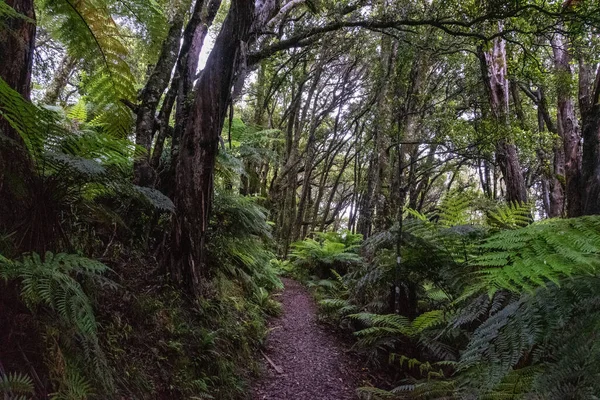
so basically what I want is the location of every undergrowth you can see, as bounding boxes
[287,193,600,399]
[0,97,282,398]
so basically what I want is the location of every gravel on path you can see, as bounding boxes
[252,278,360,400]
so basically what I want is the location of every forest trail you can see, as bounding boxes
[252,278,360,400]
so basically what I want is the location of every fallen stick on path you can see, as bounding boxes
[261,350,284,374]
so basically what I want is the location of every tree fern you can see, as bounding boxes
[0,76,61,154]
[457,275,600,398]
[108,0,168,55]
[315,203,600,399]
[289,231,362,277]
[437,190,473,227]
[474,216,600,294]
[38,0,137,137]
[0,78,173,250]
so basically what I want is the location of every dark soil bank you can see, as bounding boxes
[252,278,360,400]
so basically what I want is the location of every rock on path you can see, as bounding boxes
[252,278,359,400]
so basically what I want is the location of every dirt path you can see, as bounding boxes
[252,278,360,400]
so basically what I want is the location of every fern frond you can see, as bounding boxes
[412,310,446,333]
[40,0,137,137]
[486,202,532,230]
[437,190,472,227]
[0,371,35,395]
[475,216,600,294]
[18,252,108,336]
[133,185,175,212]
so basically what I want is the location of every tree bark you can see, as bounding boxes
[133,7,186,186]
[164,0,222,193]
[0,0,36,243]
[578,58,600,215]
[477,30,527,204]
[152,0,222,193]
[356,149,378,239]
[518,80,565,217]
[169,0,258,295]
[42,54,77,105]
[551,33,582,217]
[0,0,35,100]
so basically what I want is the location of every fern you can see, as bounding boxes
[39,0,137,137]
[474,216,600,294]
[0,76,136,175]
[0,76,61,155]
[350,313,414,348]
[393,379,456,399]
[356,386,398,399]
[0,252,115,394]
[437,190,473,227]
[133,185,175,212]
[289,231,362,276]
[66,99,87,121]
[14,252,108,335]
[317,201,600,398]
[215,150,247,188]
[486,202,532,230]
[0,371,35,397]
[208,190,282,297]
[109,0,168,55]
[457,274,600,397]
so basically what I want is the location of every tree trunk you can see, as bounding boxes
[578,59,600,215]
[356,152,378,239]
[153,0,222,192]
[478,30,527,204]
[518,80,565,217]
[42,54,77,105]
[537,87,565,218]
[133,8,186,186]
[0,0,36,243]
[551,33,582,217]
[169,0,255,295]
[0,0,35,99]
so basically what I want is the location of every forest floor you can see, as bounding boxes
[252,278,363,400]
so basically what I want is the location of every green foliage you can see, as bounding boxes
[314,190,600,399]
[475,216,600,294]
[289,230,362,277]
[6,252,108,333]
[455,274,600,398]
[0,0,33,22]
[96,187,281,399]
[38,0,137,136]
[132,185,175,212]
[485,202,532,230]
[0,251,114,397]
[0,77,171,251]
[0,77,61,154]
[0,371,35,399]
